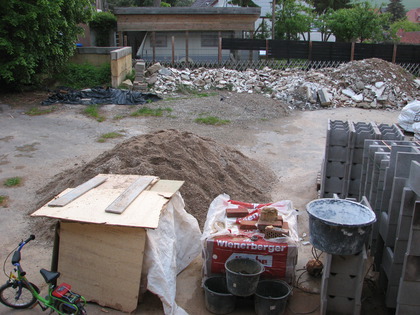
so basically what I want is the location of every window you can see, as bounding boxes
[151,34,167,47]
[201,33,218,47]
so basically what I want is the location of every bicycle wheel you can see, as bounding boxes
[77,304,87,315]
[0,281,38,309]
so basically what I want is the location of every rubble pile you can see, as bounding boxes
[145,58,419,110]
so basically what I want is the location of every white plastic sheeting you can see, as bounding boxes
[142,192,201,315]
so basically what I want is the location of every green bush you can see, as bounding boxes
[57,63,111,89]
[89,12,117,47]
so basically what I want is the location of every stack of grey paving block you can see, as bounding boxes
[320,120,353,198]
[320,120,404,199]
[133,61,148,92]
[397,162,420,314]
[320,246,367,315]
[377,160,420,311]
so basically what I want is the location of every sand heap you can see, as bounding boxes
[36,129,276,229]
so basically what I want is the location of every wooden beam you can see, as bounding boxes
[48,175,107,207]
[105,176,158,214]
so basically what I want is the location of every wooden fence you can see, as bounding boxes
[222,38,420,64]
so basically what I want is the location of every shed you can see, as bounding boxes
[31,174,188,313]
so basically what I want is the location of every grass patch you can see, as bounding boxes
[83,104,105,122]
[130,107,173,117]
[25,106,57,116]
[4,177,22,187]
[113,114,126,120]
[0,195,8,207]
[97,132,125,143]
[194,116,230,125]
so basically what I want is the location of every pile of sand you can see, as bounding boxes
[35,129,277,229]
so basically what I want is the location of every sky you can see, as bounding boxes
[367,0,419,11]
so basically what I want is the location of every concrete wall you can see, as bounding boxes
[111,47,133,88]
[69,47,133,88]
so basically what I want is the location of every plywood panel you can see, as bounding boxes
[58,222,146,313]
[48,175,107,207]
[32,174,184,229]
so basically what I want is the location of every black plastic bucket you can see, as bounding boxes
[225,258,264,297]
[254,280,292,315]
[306,198,376,255]
[203,277,236,314]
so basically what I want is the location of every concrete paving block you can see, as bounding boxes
[394,151,420,178]
[401,254,420,282]
[393,239,408,263]
[350,163,362,179]
[397,280,420,305]
[321,295,361,315]
[351,148,364,164]
[408,161,420,196]
[382,246,403,285]
[379,211,389,241]
[324,177,345,194]
[407,229,420,256]
[325,161,348,177]
[323,272,364,298]
[327,146,350,162]
[327,247,367,275]
[396,303,420,315]
[385,283,399,308]
[378,123,404,140]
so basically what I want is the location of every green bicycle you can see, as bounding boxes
[0,235,87,314]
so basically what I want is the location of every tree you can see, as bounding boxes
[387,0,406,23]
[388,19,420,42]
[0,0,93,89]
[326,2,390,42]
[312,0,352,14]
[313,11,334,41]
[275,0,313,41]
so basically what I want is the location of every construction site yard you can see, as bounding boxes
[0,89,407,314]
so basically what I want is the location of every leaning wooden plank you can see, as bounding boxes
[48,175,107,207]
[105,176,158,214]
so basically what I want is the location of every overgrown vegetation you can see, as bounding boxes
[56,63,111,90]
[0,0,93,90]
[89,12,117,47]
[4,177,22,187]
[97,132,125,142]
[194,116,230,125]
[25,106,57,116]
[83,105,106,122]
[130,107,173,117]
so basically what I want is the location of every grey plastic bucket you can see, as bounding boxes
[254,280,292,315]
[203,277,236,314]
[225,258,264,297]
[306,198,376,255]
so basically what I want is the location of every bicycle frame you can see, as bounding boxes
[4,235,86,314]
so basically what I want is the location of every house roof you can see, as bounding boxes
[406,8,420,23]
[398,31,420,44]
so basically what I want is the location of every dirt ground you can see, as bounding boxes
[0,91,402,315]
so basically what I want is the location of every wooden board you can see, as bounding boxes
[105,176,158,214]
[57,221,146,313]
[32,174,184,229]
[48,175,107,207]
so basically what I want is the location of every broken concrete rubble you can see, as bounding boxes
[146,58,419,110]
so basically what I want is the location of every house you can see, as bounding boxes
[406,7,420,24]
[397,30,420,44]
[192,0,335,41]
[113,7,261,62]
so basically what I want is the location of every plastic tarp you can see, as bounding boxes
[41,87,161,105]
[142,192,201,315]
[398,100,420,133]
[201,194,299,283]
